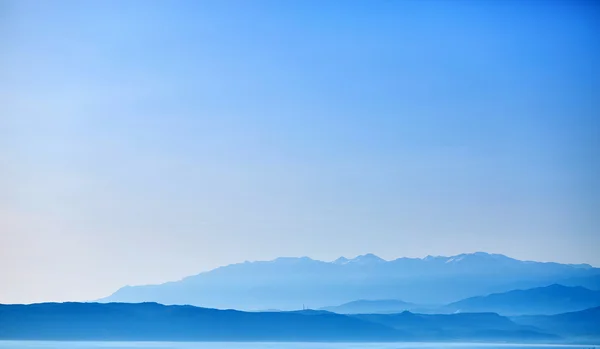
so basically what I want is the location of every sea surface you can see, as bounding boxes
[0,342,595,349]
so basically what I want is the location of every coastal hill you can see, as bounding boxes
[0,302,566,342]
[0,302,402,342]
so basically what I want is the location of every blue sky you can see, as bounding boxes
[1,0,599,303]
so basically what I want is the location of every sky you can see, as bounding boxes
[1,0,599,304]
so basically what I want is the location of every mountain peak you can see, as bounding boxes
[272,256,316,264]
[332,253,386,265]
[443,252,514,264]
[333,257,350,265]
[423,255,444,261]
[349,253,386,264]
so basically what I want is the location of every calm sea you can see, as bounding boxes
[0,342,594,349]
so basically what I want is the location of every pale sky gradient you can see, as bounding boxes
[1,0,599,304]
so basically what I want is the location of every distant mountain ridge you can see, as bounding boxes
[100,252,600,310]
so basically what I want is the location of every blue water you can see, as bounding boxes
[0,342,593,349]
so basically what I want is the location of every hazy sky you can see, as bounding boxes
[1,0,599,304]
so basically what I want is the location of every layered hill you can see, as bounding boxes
[512,306,600,342]
[0,302,402,341]
[320,299,418,314]
[353,312,556,341]
[0,302,561,342]
[99,252,600,310]
[443,284,600,315]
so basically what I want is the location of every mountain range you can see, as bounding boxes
[100,252,600,310]
[5,252,600,343]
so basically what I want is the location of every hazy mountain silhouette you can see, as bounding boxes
[443,284,600,315]
[0,302,563,342]
[353,311,557,341]
[512,306,600,341]
[99,252,600,310]
[320,299,419,314]
[558,274,600,290]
